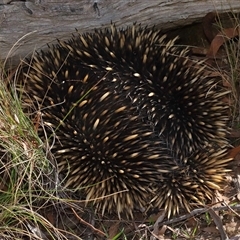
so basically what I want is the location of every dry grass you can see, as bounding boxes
[0,64,85,239]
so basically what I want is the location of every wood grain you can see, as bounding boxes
[1,0,240,67]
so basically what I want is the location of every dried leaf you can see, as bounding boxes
[207,27,240,58]
[108,221,120,239]
[229,145,240,158]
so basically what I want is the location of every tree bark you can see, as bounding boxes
[1,0,240,67]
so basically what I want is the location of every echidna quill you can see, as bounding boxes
[17,23,232,218]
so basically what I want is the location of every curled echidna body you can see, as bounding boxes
[151,147,231,217]
[18,24,231,218]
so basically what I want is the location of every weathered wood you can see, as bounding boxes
[1,0,240,67]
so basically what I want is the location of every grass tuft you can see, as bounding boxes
[0,63,83,239]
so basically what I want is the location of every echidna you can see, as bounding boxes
[17,23,232,218]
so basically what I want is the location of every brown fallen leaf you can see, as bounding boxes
[207,27,240,58]
[203,226,220,234]
[108,220,120,239]
[229,145,240,159]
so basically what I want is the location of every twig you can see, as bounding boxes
[71,207,106,237]
[208,209,229,240]
[158,204,240,226]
